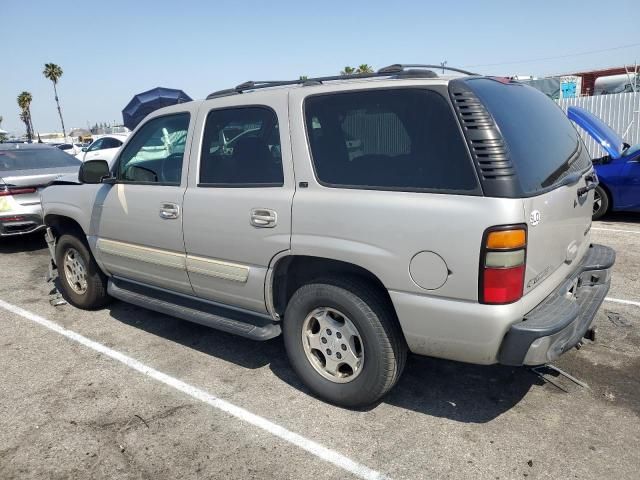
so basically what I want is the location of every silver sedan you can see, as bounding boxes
[0,144,80,237]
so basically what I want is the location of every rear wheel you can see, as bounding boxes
[283,277,407,407]
[592,185,609,220]
[56,234,110,309]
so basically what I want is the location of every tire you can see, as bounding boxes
[592,185,609,220]
[283,277,407,408]
[55,233,110,309]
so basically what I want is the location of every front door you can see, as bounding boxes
[182,95,294,313]
[94,111,194,295]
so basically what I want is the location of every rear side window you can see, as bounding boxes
[101,137,123,149]
[304,89,478,192]
[466,79,590,193]
[199,107,284,186]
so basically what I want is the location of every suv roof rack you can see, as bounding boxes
[205,64,478,99]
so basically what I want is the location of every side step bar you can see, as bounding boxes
[107,278,281,341]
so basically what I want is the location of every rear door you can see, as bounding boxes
[464,79,594,296]
[182,92,294,314]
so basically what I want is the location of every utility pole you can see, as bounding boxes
[440,60,448,74]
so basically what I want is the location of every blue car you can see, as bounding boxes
[568,106,640,220]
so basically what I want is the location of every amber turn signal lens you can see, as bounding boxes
[486,229,526,249]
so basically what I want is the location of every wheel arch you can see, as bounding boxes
[268,255,397,320]
[598,181,614,211]
[44,213,87,239]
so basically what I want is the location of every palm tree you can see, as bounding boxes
[356,64,374,74]
[43,63,67,140]
[17,91,34,141]
[341,66,356,76]
[0,116,6,143]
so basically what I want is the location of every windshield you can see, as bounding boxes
[0,148,81,171]
[466,78,591,194]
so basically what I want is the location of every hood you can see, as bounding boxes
[567,106,625,159]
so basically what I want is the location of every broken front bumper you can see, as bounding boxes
[498,244,615,366]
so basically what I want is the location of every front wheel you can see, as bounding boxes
[592,185,609,220]
[283,278,407,408]
[55,234,110,309]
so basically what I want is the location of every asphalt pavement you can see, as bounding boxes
[1,214,639,479]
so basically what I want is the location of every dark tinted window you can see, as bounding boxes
[304,89,478,192]
[0,148,81,171]
[117,113,189,185]
[467,79,590,193]
[101,137,123,149]
[199,107,283,186]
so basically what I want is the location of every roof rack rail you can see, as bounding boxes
[377,64,478,76]
[205,63,477,99]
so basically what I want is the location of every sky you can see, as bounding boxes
[1,0,639,134]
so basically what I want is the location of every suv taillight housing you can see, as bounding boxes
[480,225,527,304]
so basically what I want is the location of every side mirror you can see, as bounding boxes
[79,159,111,184]
[81,147,88,152]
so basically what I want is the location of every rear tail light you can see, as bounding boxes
[0,216,26,222]
[480,225,527,304]
[0,187,37,197]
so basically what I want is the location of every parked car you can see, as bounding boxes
[567,106,640,220]
[0,144,80,237]
[41,65,614,407]
[56,143,85,156]
[76,135,127,167]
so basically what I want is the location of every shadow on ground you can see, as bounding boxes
[108,301,541,423]
[600,212,640,224]
[0,232,47,254]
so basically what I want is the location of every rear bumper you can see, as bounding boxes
[498,244,615,366]
[0,213,44,237]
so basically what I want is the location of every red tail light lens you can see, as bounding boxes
[0,187,37,197]
[483,265,525,304]
[480,226,527,305]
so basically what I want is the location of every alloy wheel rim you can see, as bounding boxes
[593,189,602,216]
[63,248,88,295]
[301,307,364,383]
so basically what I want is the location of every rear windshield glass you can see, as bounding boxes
[0,148,81,171]
[304,89,479,192]
[466,79,590,193]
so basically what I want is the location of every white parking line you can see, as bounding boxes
[605,297,640,308]
[0,299,390,480]
[592,227,640,234]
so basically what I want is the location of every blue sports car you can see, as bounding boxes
[568,106,640,220]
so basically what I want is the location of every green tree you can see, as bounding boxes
[0,115,6,143]
[17,91,34,141]
[43,63,67,140]
[341,66,356,75]
[356,64,373,74]
[299,75,308,81]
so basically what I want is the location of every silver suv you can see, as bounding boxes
[41,65,615,407]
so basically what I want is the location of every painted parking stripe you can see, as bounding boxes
[0,299,390,480]
[605,297,640,308]
[592,227,640,234]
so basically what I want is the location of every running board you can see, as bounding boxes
[107,278,281,341]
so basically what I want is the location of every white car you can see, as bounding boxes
[56,143,86,156]
[76,135,128,167]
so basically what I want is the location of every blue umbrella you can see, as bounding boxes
[122,87,192,130]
